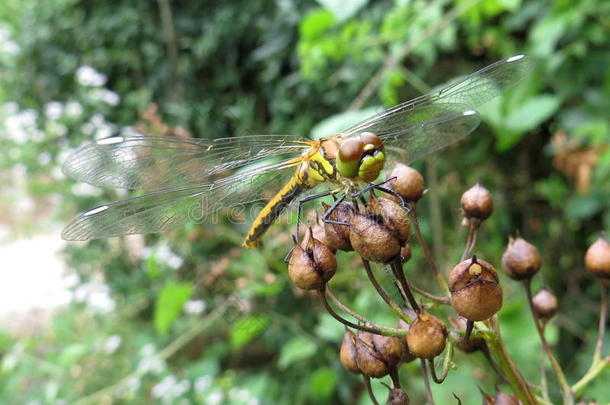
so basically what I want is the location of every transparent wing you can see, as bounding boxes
[61,159,301,241]
[380,108,481,163]
[63,134,311,191]
[343,54,531,140]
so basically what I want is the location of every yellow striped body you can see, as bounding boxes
[242,135,385,248]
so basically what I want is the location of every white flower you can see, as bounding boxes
[76,65,107,87]
[194,376,212,393]
[151,375,177,398]
[37,152,51,165]
[65,101,83,117]
[206,390,224,405]
[103,335,122,354]
[71,183,102,197]
[44,102,63,120]
[184,300,206,314]
[101,90,120,106]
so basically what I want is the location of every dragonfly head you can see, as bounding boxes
[337,132,385,182]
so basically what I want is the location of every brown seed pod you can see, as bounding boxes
[304,221,336,253]
[406,312,447,359]
[449,257,503,321]
[386,387,410,405]
[288,231,337,290]
[349,210,402,264]
[584,235,610,279]
[449,317,487,353]
[367,196,410,245]
[532,288,559,321]
[322,202,355,251]
[387,163,425,202]
[501,236,542,280]
[358,331,403,368]
[461,183,493,221]
[339,330,360,374]
[354,334,389,378]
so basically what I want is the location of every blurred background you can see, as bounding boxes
[0,0,609,404]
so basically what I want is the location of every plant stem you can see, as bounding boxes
[326,286,374,325]
[460,219,479,261]
[318,289,407,336]
[486,316,538,405]
[363,375,381,405]
[594,279,608,362]
[408,202,450,295]
[390,258,421,313]
[571,279,610,397]
[420,358,437,405]
[428,340,454,383]
[523,279,574,405]
[410,283,451,304]
[362,258,412,324]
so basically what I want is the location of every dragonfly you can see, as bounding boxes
[62,54,532,247]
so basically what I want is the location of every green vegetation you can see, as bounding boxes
[0,0,609,403]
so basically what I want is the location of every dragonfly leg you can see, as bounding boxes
[284,189,341,263]
[321,193,350,226]
[351,177,409,211]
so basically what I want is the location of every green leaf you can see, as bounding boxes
[230,315,270,349]
[278,336,317,369]
[300,9,335,38]
[316,0,368,22]
[566,195,604,221]
[310,107,382,139]
[308,367,337,398]
[154,282,192,335]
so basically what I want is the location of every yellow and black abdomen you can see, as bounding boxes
[243,173,310,248]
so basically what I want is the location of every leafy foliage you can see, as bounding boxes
[1,0,609,403]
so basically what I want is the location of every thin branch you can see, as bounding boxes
[420,358,436,405]
[410,283,451,304]
[362,258,412,324]
[429,340,454,383]
[461,219,480,262]
[390,258,421,313]
[318,289,406,336]
[326,286,371,324]
[363,375,381,405]
[523,279,574,404]
[594,279,608,361]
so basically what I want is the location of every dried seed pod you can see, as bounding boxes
[532,288,559,321]
[367,196,410,245]
[388,163,425,202]
[406,312,447,359]
[461,183,493,221]
[584,235,610,279]
[354,334,388,378]
[304,221,336,253]
[396,318,416,364]
[322,202,355,251]
[288,231,336,290]
[349,210,401,264]
[358,331,403,368]
[501,236,542,280]
[449,317,487,353]
[386,387,410,405]
[449,257,503,321]
[339,330,360,374]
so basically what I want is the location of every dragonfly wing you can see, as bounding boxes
[380,109,481,163]
[61,159,301,240]
[63,134,310,191]
[344,54,531,137]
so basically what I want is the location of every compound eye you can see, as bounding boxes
[338,138,364,162]
[360,132,382,148]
